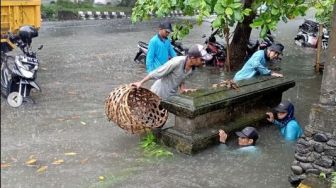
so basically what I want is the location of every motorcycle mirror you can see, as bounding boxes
[38,45,43,50]
[202,34,206,38]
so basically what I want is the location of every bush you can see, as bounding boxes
[41,4,57,20]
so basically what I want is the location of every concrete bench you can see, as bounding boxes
[159,77,295,154]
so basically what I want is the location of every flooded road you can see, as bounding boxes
[1,13,323,188]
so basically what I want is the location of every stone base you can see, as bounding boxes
[160,111,267,155]
[306,103,336,136]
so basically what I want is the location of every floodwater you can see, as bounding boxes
[1,12,323,188]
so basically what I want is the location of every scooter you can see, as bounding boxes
[1,26,43,107]
[202,29,226,67]
[294,20,329,49]
[134,39,188,64]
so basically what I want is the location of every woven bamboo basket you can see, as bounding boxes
[105,85,168,134]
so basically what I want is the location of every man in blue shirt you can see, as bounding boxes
[233,43,284,81]
[146,21,177,73]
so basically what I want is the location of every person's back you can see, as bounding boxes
[149,56,191,99]
[233,50,269,81]
[146,21,176,73]
[233,44,284,82]
[280,119,303,141]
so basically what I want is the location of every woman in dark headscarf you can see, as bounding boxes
[266,100,303,141]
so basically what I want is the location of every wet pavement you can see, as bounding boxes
[1,12,324,188]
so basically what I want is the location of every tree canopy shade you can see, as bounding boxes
[131,0,334,70]
[312,0,335,27]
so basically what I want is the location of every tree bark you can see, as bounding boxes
[229,0,256,71]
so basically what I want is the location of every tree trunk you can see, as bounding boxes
[224,26,231,72]
[229,0,256,71]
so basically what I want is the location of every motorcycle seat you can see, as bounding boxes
[138,41,148,49]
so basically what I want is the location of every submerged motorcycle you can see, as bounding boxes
[202,29,226,67]
[294,20,329,49]
[134,39,188,64]
[1,26,43,107]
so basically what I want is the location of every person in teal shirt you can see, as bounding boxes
[146,21,177,73]
[266,101,303,141]
[233,43,284,81]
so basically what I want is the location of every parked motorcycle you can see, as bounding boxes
[1,26,43,107]
[294,20,329,49]
[202,29,226,67]
[133,39,188,64]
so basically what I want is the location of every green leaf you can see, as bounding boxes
[251,19,263,27]
[225,7,233,15]
[243,8,252,16]
[221,0,229,7]
[260,25,268,38]
[234,11,242,21]
[271,8,279,15]
[189,0,200,7]
[212,17,222,28]
[230,3,241,9]
[214,3,225,14]
[266,18,272,23]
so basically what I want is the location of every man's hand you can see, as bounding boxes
[266,112,274,122]
[219,129,228,143]
[130,81,142,89]
[271,72,283,78]
[181,88,197,93]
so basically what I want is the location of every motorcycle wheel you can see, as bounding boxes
[7,92,23,107]
[136,54,146,64]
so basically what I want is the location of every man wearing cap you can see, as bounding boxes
[146,21,177,73]
[266,100,303,141]
[233,43,284,82]
[219,127,259,147]
[131,44,212,100]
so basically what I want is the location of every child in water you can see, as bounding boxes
[266,100,303,141]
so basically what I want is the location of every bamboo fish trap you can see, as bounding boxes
[105,85,168,134]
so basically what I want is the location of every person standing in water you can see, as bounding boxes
[266,100,303,141]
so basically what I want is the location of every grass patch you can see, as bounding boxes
[140,132,173,158]
[319,171,336,188]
